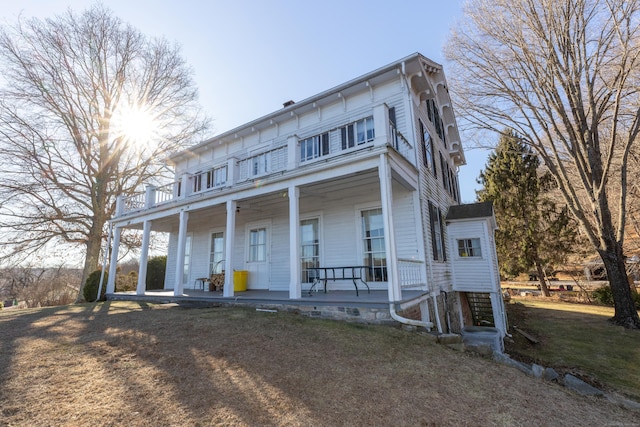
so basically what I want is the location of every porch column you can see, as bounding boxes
[289,185,301,299]
[136,220,152,296]
[173,210,189,296]
[378,154,401,302]
[223,200,237,297]
[106,226,121,294]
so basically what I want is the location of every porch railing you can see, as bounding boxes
[398,258,425,289]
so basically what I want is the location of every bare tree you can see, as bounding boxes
[0,5,209,300]
[0,263,79,308]
[446,0,640,328]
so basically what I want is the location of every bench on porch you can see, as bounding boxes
[307,266,371,296]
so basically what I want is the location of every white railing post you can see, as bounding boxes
[287,136,298,169]
[180,173,192,199]
[145,185,155,208]
[226,158,236,186]
[373,104,389,148]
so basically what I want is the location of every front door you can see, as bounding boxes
[246,222,270,289]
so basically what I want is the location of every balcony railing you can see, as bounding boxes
[154,182,175,205]
[389,123,412,159]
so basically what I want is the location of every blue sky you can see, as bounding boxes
[2,0,489,202]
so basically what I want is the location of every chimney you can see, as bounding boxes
[283,100,295,108]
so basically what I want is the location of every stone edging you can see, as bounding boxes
[493,352,640,412]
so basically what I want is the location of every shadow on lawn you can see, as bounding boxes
[0,302,326,425]
[2,301,639,425]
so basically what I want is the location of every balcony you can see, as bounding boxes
[115,118,415,218]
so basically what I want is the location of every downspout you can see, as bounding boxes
[389,302,434,330]
[432,293,443,333]
[96,221,113,300]
[442,289,452,333]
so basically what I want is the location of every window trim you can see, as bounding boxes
[340,116,375,149]
[360,206,387,282]
[420,120,436,175]
[300,216,322,283]
[208,230,225,274]
[429,201,446,262]
[457,238,482,258]
[300,132,329,162]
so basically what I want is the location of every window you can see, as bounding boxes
[209,232,225,273]
[458,238,482,258]
[340,116,374,149]
[340,124,355,149]
[440,153,450,192]
[252,153,268,176]
[249,228,267,262]
[429,202,446,262]
[420,120,436,175]
[300,132,329,162]
[193,173,203,192]
[452,174,460,202]
[426,99,445,145]
[300,218,320,283]
[210,166,227,188]
[361,208,387,282]
[389,107,400,149]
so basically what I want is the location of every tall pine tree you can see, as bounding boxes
[478,130,578,296]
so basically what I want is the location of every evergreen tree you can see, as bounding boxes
[478,130,579,296]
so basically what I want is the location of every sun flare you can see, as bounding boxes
[113,101,158,149]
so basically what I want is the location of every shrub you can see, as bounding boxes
[83,270,108,302]
[592,285,640,308]
[146,256,167,290]
[115,271,137,292]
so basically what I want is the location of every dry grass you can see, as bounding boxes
[505,297,640,401]
[0,301,638,427]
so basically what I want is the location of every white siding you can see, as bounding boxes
[447,220,499,292]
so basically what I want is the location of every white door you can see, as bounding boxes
[246,222,270,289]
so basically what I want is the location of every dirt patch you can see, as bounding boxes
[0,302,638,426]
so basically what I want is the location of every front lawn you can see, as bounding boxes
[0,301,637,426]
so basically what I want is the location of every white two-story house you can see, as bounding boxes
[106,53,507,347]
